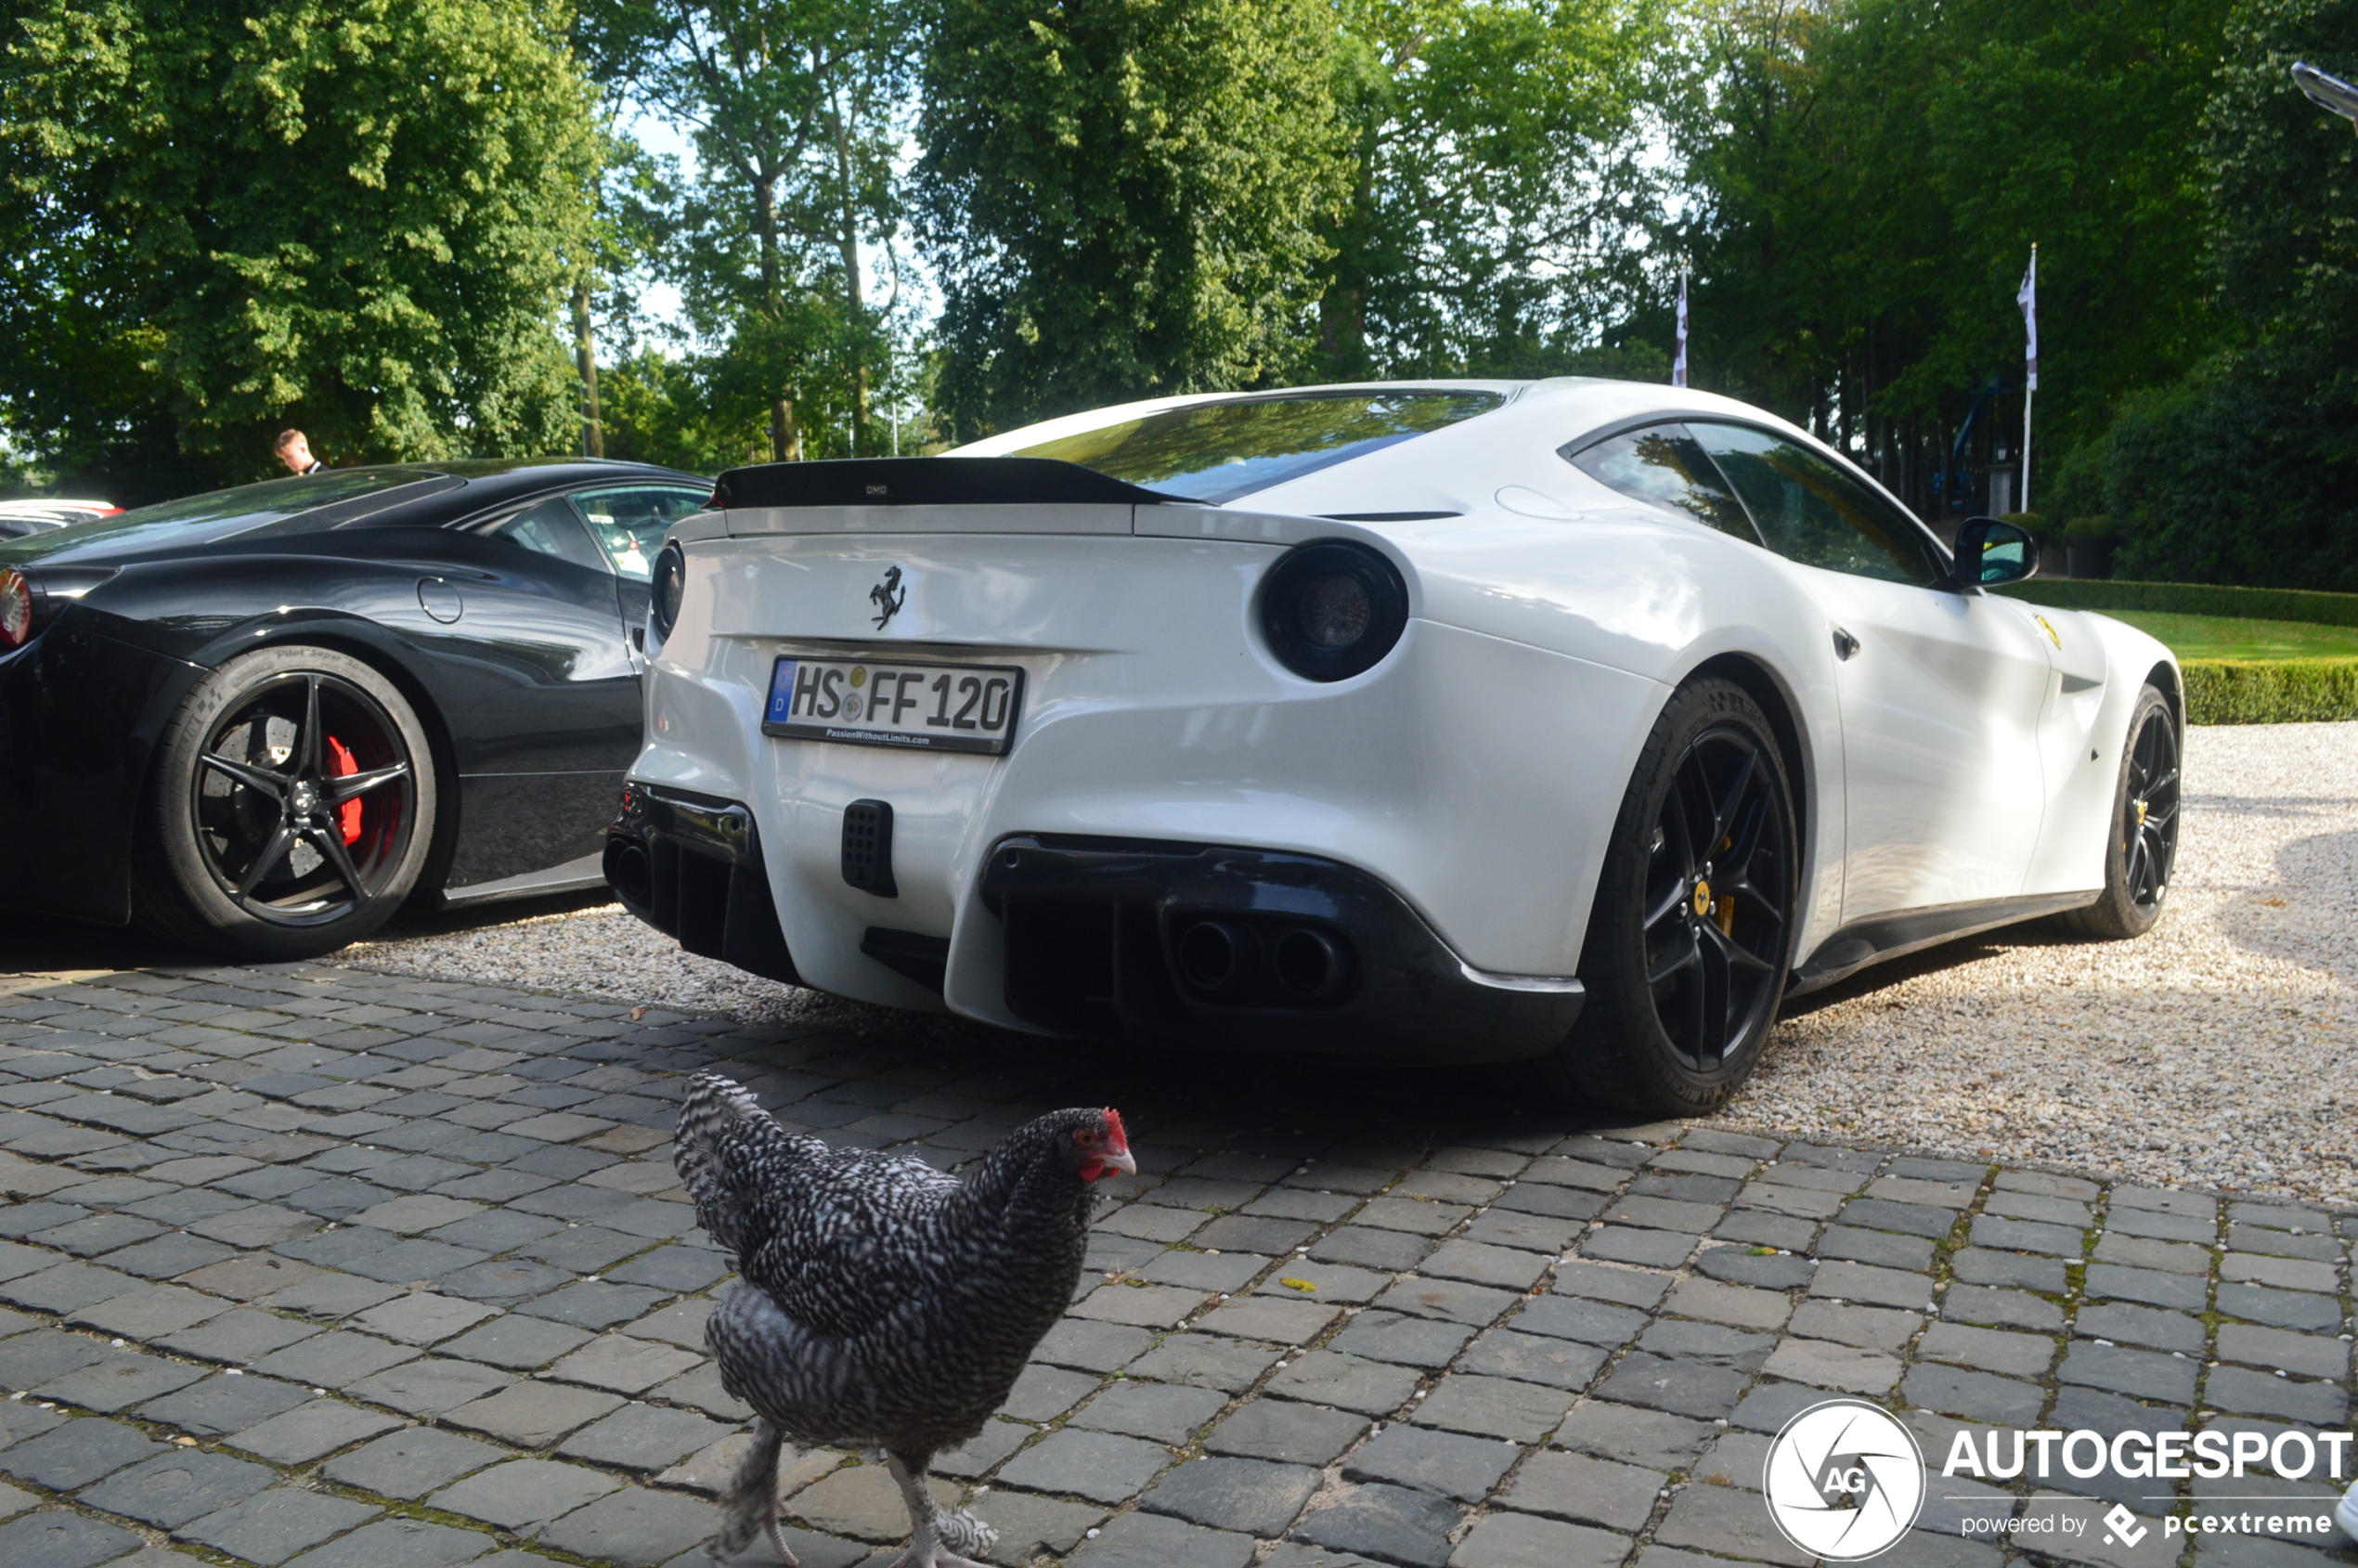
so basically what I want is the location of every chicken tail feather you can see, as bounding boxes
[675,1069,801,1261]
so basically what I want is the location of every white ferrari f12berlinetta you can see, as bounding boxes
[607,380,2180,1115]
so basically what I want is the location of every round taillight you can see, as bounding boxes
[652,542,687,641]
[1259,541,1409,681]
[0,569,31,649]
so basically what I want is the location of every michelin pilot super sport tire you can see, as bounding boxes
[2057,681,2181,941]
[1526,677,1798,1116]
[135,646,438,960]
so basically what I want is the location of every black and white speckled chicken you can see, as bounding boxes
[674,1070,1135,1568]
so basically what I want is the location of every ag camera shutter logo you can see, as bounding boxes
[1763,1399,1927,1560]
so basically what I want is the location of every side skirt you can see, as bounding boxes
[1787,891,2100,996]
[440,849,609,908]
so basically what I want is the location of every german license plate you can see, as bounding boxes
[762,656,1025,755]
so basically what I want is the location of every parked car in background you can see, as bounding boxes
[0,498,123,538]
[607,379,2183,1116]
[0,460,709,957]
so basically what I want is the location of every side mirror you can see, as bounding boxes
[1951,516,2040,590]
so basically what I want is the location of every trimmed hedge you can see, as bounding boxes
[1996,577,2358,627]
[2183,659,2358,724]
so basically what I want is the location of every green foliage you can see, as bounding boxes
[2066,513,2118,540]
[1997,576,2358,625]
[599,349,756,473]
[2081,372,2358,589]
[2182,658,2358,721]
[0,0,601,498]
[584,0,917,461]
[2209,0,2358,362]
[2053,0,2358,590]
[915,0,1353,440]
[1318,0,1668,380]
[1677,0,2223,478]
[1555,343,1676,383]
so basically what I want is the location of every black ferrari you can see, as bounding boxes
[0,459,709,957]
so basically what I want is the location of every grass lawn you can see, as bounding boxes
[2101,610,2358,662]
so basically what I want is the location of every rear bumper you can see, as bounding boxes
[608,787,1581,1062]
[603,784,800,984]
[978,835,1583,1063]
[0,623,202,926]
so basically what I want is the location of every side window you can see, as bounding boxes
[569,486,707,581]
[488,498,608,573]
[1561,423,1758,542]
[1687,423,1938,586]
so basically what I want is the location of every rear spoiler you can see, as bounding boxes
[709,456,1184,510]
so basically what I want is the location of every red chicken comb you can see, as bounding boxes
[1101,1108,1129,1148]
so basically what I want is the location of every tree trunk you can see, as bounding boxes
[572,276,602,459]
[830,84,869,454]
[771,396,801,463]
[1317,283,1367,380]
[756,173,797,463]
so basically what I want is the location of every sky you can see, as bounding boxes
[620,102,693,340]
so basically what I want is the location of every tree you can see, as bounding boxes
[1675,0,2223,516]
[0,0,601,499]
[583,0,913,462]
[915,0,1351,440]
[2087,0,2358,587]
[1318,0,1668,381]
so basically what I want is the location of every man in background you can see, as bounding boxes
[274,430,324,474]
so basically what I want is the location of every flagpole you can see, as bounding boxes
[1672,268,1690,389]
[2019,244,2038,513]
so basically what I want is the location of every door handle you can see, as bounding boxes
[1832,627,1860,661]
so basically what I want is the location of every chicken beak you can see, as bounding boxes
[1104,1147,1137,1177]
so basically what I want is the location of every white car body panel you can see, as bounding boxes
[624,376,2177,1049]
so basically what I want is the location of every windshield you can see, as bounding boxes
[0,469,434,566]
[1011,390,1505,504]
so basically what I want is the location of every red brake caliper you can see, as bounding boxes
[325,736,363,845]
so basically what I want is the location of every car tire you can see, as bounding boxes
[135,646,438,959]
[2057,681,2180,940]
[1524,677,1799,1116]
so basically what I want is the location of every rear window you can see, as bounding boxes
[0,469,440,565]
[1011,390,1504,504]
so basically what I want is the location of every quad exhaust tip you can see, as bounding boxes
[1176,918,1350,1003]
[1273,927,1347,1000]
[1178,920,1256,992]
[603,840,653,906]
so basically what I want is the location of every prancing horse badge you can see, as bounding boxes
[869,565,907,629]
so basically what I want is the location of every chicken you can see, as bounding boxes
[674,1070,1136,1568]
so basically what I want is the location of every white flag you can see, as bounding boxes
[2017,246,2038,391]
[1673,270,1689,389]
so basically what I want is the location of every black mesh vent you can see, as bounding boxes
[841,799,897,897]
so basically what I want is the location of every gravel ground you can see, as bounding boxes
[1727,719,2358,1207]
[348,720,2358,1208]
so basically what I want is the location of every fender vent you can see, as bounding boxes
[841,799,897,897]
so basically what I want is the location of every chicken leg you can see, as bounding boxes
[707,1419,797,1566]
[884,1451,995,1568]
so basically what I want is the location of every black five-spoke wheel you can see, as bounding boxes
[2064,681,2181,940]
[1524,677,1798,1115]
[1639,724,1792,1072]
[137,646,439,958]
[193,670,416,923]
[2119,699,2180,913]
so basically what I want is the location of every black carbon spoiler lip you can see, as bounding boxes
[709,456,1186,510]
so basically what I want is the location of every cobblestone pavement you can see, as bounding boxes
[0,961,2352,1568]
